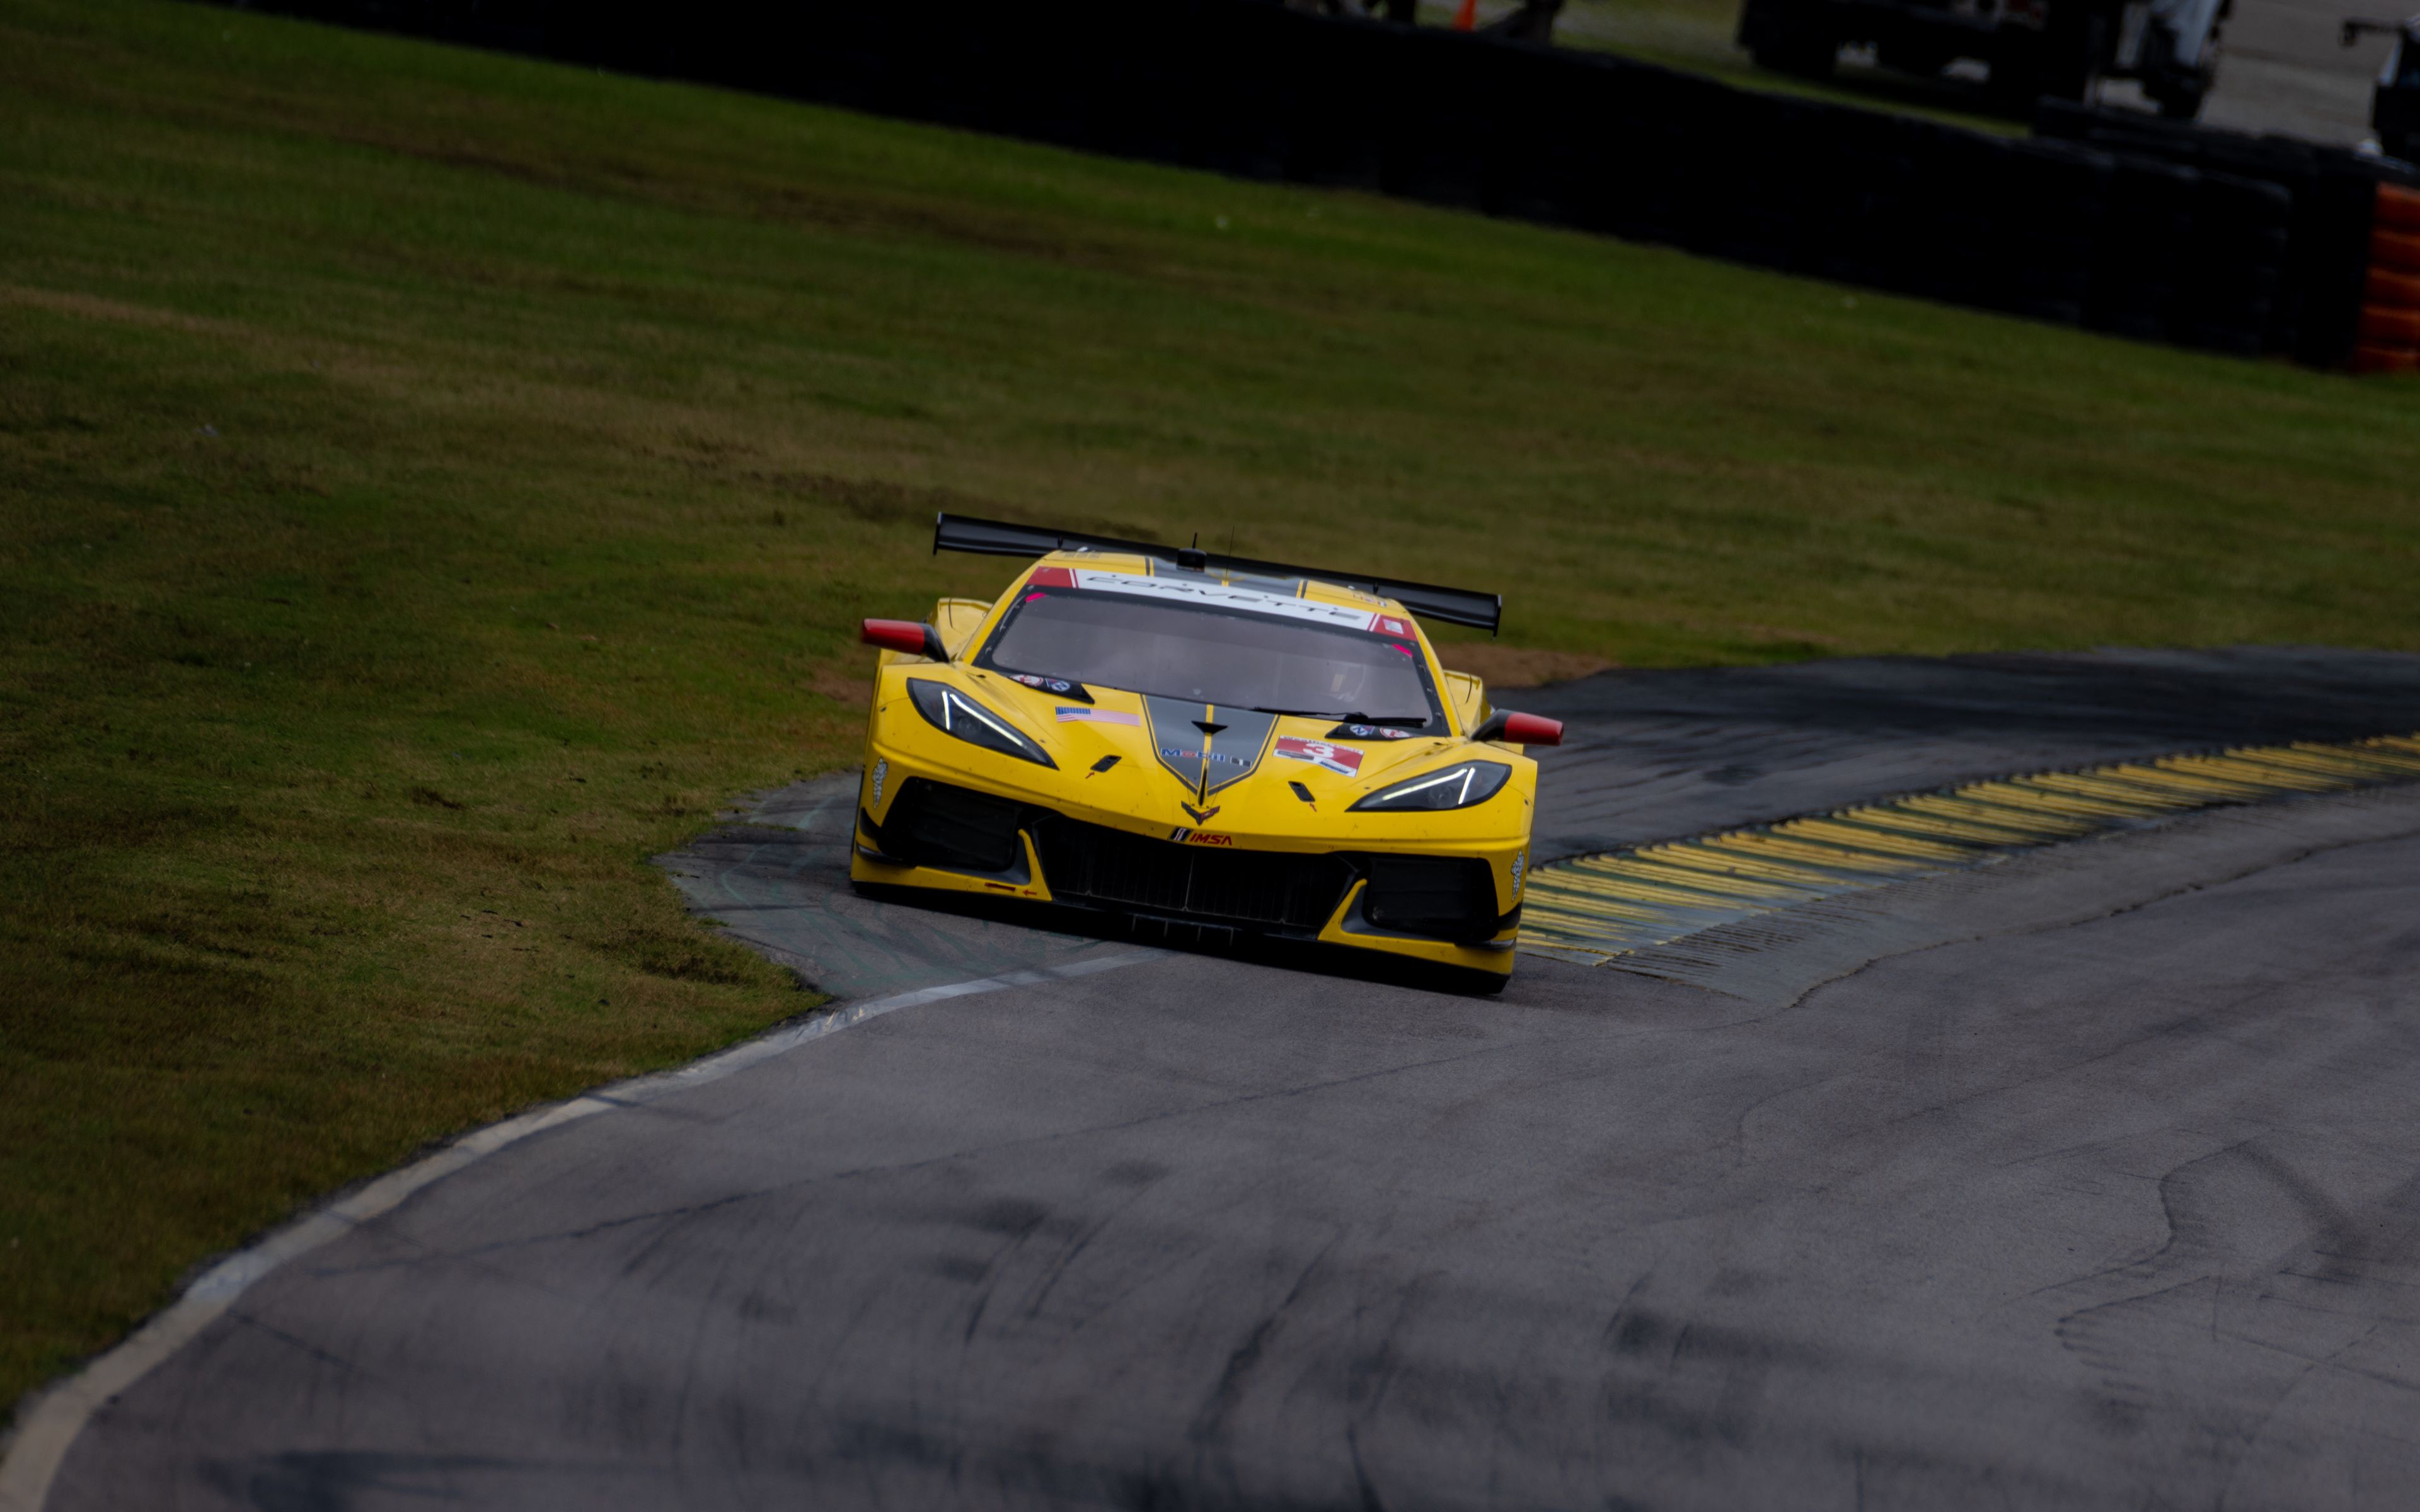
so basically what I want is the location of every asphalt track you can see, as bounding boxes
[36,647,2420,1511]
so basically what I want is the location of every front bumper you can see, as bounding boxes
[853,774,1526,975]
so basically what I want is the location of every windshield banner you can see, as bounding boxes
[1066,568,1391,634]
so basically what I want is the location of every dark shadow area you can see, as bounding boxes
[1521,646,2420,745]
[1817,60,2041,120]
[846,880,1512,997]
[1518,645,2420,856]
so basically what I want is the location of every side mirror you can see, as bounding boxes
[1472,709,1564,747]
[861,618,949,662]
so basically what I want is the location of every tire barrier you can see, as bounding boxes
[202,0,2420,372]
[2357,188,2420,375]
[2032,100,2420,371]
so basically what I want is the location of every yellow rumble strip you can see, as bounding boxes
[1519,734,2420,965]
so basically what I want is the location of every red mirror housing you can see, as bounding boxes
[1502,713,1563,747]
[1475,709,1564,746]
[861,619,948,661]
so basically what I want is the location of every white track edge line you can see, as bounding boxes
[0,946,1161,1512]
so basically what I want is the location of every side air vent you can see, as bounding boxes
[871,779,1025,873]
[1360,855,1502,944]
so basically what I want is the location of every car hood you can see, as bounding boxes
[952,668,1521,839]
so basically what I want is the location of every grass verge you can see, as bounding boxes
[4,0,2418,1418]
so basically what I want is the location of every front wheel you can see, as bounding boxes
[1987,61,2048,113]
[2036,13,2108,102]
[1751,35,1839,79]
[2152,78,2208,118]
[1876,40,1956,77]
[2142,22,2221,120]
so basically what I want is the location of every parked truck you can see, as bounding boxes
[1737,0,2229,117]
[2343,14,2420,161]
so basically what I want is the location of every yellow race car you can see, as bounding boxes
[850,515,1564,985]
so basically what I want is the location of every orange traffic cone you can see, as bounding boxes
[1451,0,1478,29]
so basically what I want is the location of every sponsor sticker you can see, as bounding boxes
[1370,615,1414,638]
[1057,706,1140,725]
[1162,745,1254,767]
[1335,723,1418,741]
[1178,830,1234,846]
[1011,672,1079,694]
[1274,735,1364,777]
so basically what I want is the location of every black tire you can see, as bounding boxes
[1875,42,1954,77]
[1751,35,1837,80]
[2142,22,2220,121]
[2154,79,2209,120]
[2039,56,2100,104]
[2032,9,2108,103]
[1986,64,2046,116]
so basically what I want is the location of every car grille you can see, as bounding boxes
[1034,818,1352,932]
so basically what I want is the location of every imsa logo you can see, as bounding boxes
[1168,828,1235,846]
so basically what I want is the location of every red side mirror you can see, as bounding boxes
[1497,712,1564,747]
[1471,710,1563,746]
[861,619,947,660]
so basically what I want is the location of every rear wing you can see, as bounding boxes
[931,513,1502,634]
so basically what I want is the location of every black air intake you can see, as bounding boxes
[872,779,1025,873]
[1034,819,1351,932]
[1361,855,1502,944]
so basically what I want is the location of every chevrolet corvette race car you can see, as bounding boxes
[851,516,1564,984]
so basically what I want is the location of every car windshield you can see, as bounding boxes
[982,587,1440,725]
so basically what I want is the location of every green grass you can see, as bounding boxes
[4,0,2419,1421]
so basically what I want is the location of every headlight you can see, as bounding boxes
[1349,760,1511,812]
[907,680,1055,768]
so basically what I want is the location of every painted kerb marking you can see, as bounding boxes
[1520,733,2420,965]
[0,948,1160,1512]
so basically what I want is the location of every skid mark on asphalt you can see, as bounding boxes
[0,945,1160,1512]
[1521,733,2420,965]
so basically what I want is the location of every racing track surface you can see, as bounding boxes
[40,647,2420,1511]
